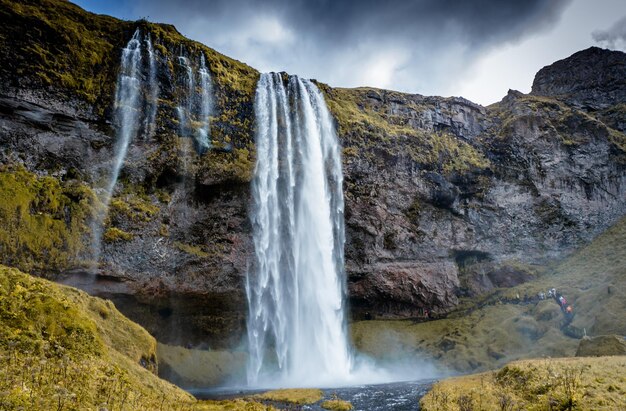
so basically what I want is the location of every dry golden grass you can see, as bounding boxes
[0,265,271,410]
[321,398,354,410]
[256,388,324,405]
[420,356,626,411]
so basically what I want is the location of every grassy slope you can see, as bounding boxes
[0,264,272,410]
[351,216,626,373]
[420,356,626,411]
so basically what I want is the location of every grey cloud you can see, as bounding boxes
[133,0,572,98]
[593,15,626,50]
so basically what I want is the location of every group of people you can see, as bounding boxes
[546,288,574,317]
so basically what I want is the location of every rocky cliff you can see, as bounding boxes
[0,0,624,347]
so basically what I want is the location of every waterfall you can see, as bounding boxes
[91,29,143,264]
[144,33,159,139]
[197,53,213,149]
[246,73,352,387]
[176,54,194,139]
[106,29,143,200]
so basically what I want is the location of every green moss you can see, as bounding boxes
[199,147,255,183]
[103,227,133,243]
[321,86,489,175]
[0,265,274,410]
[0,165,93,275]
[174,241,209,258]
[0,0,125,109]
[109,195,159,223]
[0,265,185,409]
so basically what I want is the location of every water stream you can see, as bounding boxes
[197,53,213,149]
[91,29,143,264]
[247,73,352,387]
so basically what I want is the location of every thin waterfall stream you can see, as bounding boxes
[91,29,144,265]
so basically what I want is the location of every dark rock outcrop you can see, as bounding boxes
[531,47,626,110]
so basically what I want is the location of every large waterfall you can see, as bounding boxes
[246,73,353,387]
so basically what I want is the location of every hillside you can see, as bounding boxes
[0,264,278,409]
[420,356,626,410]
[351,215,626,373]
[0,264,191,409]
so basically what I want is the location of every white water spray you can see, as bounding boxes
[91,29,143,264]
[246,73,354,387]
[144,33,159,139]
[176,54,194,139]
[197,53,213,149]
[106,29,143,201]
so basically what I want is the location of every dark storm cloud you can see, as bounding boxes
[132,0,572,98]
[593,15,626,50]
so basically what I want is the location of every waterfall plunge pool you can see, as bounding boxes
[188,379,435,410]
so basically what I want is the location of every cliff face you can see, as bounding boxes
[0,0,625,346]
[329,83,625,319]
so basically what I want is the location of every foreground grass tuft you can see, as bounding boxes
[420,356,626,411]
[321,398,354,410]
[256,388,324,405]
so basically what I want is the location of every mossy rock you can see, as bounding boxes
[576,335,626,357]
[0,165,94,275]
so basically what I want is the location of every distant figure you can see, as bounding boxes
[539,292,545,300]
[566,305,573,314]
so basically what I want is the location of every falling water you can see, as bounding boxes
[197,53,213,149]
[106,30,143,201]
[177,54,194,139]
[246,73,352,387]
[144,33,159,139]
[91,29,143,265]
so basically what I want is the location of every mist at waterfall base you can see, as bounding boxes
[245,73,440,389]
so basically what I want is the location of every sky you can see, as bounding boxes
[74,0,626,106]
